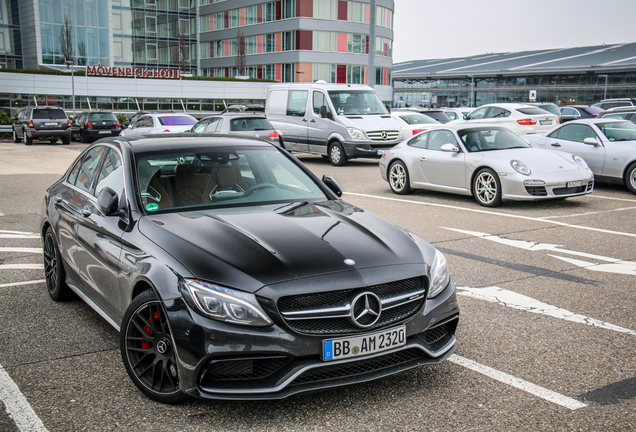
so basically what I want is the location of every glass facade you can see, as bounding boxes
[0,0,21,68]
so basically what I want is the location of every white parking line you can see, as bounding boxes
[457,286,636,336]
[0,230,40,239]
[0,264,44,270]
[449,355,587,410]
[344,192,636,238]
[0,363,48,432]
[0,247,42,254]
[0,279,45,289]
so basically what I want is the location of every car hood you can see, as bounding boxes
[138,201,427,292]
[340,114,402,132]
[482,148,582,173]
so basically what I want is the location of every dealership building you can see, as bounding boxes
[0,0,395,116]
[392,42,636,108]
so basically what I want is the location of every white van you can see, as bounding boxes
[266,82,402,165]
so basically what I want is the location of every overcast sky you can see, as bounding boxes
[392,0,636,63]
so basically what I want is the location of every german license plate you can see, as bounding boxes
[323,325,406,361]
[99,130,110,134]
[377,149,386,155]
[540,120,552,125]
[43,122,57,126]
[567,180,584,188]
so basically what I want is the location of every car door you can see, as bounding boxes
[416,129,467,190]
[282,89,309,152]
[74,146,126,319]
[484,106,510,127]
[545,123,606,174]
[307,90,332,154]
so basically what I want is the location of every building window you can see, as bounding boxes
[313,31,336,52]
[282,31,294,51]
[245,5,257,25]
[347,2,367,23]
[264,2,276,22]
[146,43,157,61]
[145,16,157,34]
[265,34,275,53]
[228,9,239,28]
[281,0,295,19]
[246,36,257,54]
[314,0,337,20]
[214,12,224,30]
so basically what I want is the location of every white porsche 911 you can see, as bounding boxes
[379,124,594,207]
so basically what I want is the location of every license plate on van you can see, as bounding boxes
[377,150,385,155]
[322,325,406,361]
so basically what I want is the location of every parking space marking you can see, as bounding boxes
[457,286,636,336]
[0,363,48,432]
[443,228,636,276]
[345,193,636,238]
[0,279,45,289]
[0,230,40,239]
[539,206,636,219]
[0,247,42,253]
[449,355,588,410]
[587,194,636,203]
[0,264,44,270]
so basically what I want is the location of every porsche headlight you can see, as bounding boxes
[347,127,367,141]
[511,160,531,175]
[572,155,589,169]
[182,279,273,326]
[428,250,450,299]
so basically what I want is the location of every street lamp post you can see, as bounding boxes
[66,60,75,117]
[599,74,608,100]
[296,70,305,83]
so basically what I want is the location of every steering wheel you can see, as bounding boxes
[243,183,277,196]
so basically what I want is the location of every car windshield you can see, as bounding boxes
[536,105,560,116]
[597,121,636,141]
[136,145,327,213]
[328,90,388,115]
[88,113,117,121]
[396,113,438,125]
[517,107,552,115]
[158,116,197,126]
[458,127,531,152]
[33,109,67,120]
[229,117,274,131]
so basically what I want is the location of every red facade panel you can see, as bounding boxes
[296,30,312,50]
[297,0,313,17]
[338,1,347,20]
[337,65,346,83]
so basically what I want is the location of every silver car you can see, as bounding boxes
[523,119,636,194]
[380,125,594,207]
[188,113,281,146]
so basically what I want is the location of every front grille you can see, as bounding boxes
[553,184,587,195]
[367,130,400,142]
[200,356,291,386]
[291,348,425,386]
[278,277,427,335]
[525,186,547,196]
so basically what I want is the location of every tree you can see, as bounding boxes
[59,16,74,67]
[235,30,246,77]
[178,32,190,73]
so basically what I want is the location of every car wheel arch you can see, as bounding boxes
[469,165,498,194]
[624,160,636,194]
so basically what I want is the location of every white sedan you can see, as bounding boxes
[121,113,198,136]
[391,110,440,137]
[452,103,558,135]
[523,118,636,194]
[379,124,594,207]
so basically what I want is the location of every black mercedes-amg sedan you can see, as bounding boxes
[40,134,459,403]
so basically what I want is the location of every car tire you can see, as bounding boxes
[473,168,502,207]
[328,142,347,166]
[50,139,58,144]
[43,227,72,301]
[388,160,412,195]
[120,290,188,404]
[23,130,32,146]
[12,128,21,143]
[62,135,71,145]
[625,162,636,195]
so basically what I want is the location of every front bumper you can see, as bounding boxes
[343,140,400,159]
[165,280,459,400]
[501,172,594,201]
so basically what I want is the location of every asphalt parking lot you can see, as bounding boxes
[0,140,634,431]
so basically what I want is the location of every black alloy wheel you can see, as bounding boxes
[43,227,72,301]
[120,290,188,404]
[328,142,347,166]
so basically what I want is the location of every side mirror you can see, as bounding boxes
[583,137,600,146]
[320,105,333,120]
[440,143,460,153]
[322,174,342,197]
[97,187,120,216]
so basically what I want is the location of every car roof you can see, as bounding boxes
[200,113,268,119]
[106,133,276,153]
[560,118,630,125]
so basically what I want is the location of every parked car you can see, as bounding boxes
[560,105,604,122]
[40,134,459,403]
[526,102,563,123]
[523,118,636,194]
[391,109,440,136]
[441,107,473,122]
[591,98,636,110]
[120,113,197,136]
[188,113,281,145]
[12,106,71,145]
[597,106,636,123]
[404,108,452,123]
[380,125,594,207]
[220,104,264,114]
[123,110,175,128]
[72,111,121,143]
[453,103,558,135]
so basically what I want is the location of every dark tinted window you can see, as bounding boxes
[230,117,273,131]
[95,148,124,198]
[32,109,67,120]
[517,107,551,115]
[74,146,106,193]
[88,113,117,121]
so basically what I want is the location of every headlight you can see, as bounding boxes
[428,250,450,299]
[511,160,531,175]
[347,127,367,140]
[572,154,589,169]
[181,279,273,326]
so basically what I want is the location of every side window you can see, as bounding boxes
[467,107,488,120]
[142,116,155,127]
[206,118,221,132]
[191,119,208,133]
[312,91,329,115]
[74,146,106,193]
[552,124,596,142]
[95,148,124,199]
[488,107,510,118]
[427,130,457,151]
[408,132,428,149]
[267,90,288,115]
[446,112,458,121]
[286,90,308,116]
[561,107,576,116]
[132,117,146,128]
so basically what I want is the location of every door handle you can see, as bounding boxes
[310,119,316,123]
[550,143,561,147]
[81,206,92,217]
[419,157,427,161]
[54,194,63,202]
[302,118,308,122]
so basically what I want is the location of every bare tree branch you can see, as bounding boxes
[235,30,246,77]
[59,16,74,68]
[178,32,190,73]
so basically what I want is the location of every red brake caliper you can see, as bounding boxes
[141,311,160,350]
